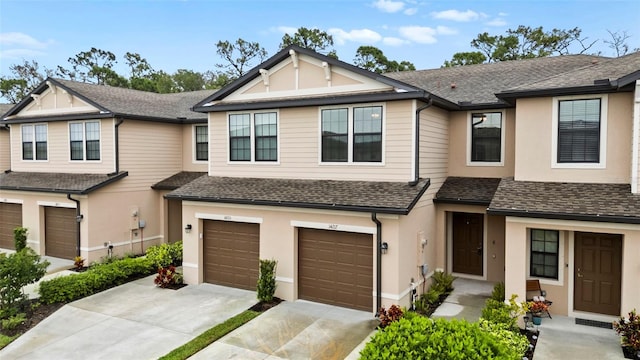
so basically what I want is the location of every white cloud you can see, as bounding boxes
[372,0,405,13]
[328,28,382,45]
[0,48,46,59]
[273,26,298,35]
[383,37,409,46]
[404,7,418,15]
[0,32,51,49]
[398,26,437,44]
[486,18,507,27]
[430,9,480,22]
[436,25,458,35]
[498,12,508,17]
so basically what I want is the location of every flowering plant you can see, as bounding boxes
[528,300,548,315]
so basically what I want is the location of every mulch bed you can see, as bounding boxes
[0,299,64,338]
[249,297,283,312]
[415,292,451,317]
[521,328,539,359]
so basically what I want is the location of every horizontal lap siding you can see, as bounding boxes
[0,130,10,171]
[421,106,449,197]
[209,100,413,182]
[116,120,182,192]
[11,119,115,173]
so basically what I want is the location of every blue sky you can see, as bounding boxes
[1,0,639,78]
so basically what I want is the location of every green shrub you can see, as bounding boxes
[0,247,49,318]
[491,282,505,301]
[1,313,26,331]
[478,319,529,356]
[431,271,455,294]
[256,259,277,302]
[146,241,183,268]
[425,288,441,305]
[39,256,154,304]
[360,316,517,360]
[481,295,527,331]
[13,227,28,252]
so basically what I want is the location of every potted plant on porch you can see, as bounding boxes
[528,300,549,325]
[613,309,640,359]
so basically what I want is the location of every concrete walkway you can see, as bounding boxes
[431,278,624,360]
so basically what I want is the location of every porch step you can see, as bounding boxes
[575,318,612,329]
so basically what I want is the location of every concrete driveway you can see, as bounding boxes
[191,300,377,360]
[1,275,377,360]
[0,275,256,360]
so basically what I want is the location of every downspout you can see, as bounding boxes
[112,118,124,174]
[408,97,433,186]
[67,194,82,257]
[372,212,382,316]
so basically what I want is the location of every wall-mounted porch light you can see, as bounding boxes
[380,242,389,254]
[185,224,192,233]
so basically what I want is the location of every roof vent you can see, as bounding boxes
[450,83,457,89]
[591,59,599,64]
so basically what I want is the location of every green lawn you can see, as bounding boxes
[159,310,260,360]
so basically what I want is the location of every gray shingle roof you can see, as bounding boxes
[0,171,127,194]
[166,176,430,215]
[385,54,606,106]
[0,104,14,118]
[501,51,640,93]
[434,177,501,205]
[151,171,207,190]
[54,79,211,121]
[487,178,640,224]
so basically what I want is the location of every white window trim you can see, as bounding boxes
[20,123,48,162]
[226,110,280,164]
[318,103,386,165]
[551,94,608,169]
[68,120,102,162]
[526,228,564,286]
[192,124,208,164]
[466,110,505,167]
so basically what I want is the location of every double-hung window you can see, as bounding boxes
[70,121,100,161]
[321,105,383,163]
[530,229,559,280]
[195,125,208,161]
[557,98,601,163]
[22,124,48,161]
[228,112,278,162]
[470,112,502,163]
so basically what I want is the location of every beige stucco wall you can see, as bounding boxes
[0,128,10,171]
[434,203,506,283]
[208,100,415,181]
[11,118,116,174]
[448,109,515,178]
[180,200,432,313]
[504,216,640,319]
[514,93,633,183]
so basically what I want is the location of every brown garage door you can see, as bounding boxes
[0,203,22,249]
[203,220,259,290]
[298,228,373,311]
[45,207,77,259]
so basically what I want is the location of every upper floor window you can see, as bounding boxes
[195,125,208,161]
[22,124,47,161]
[321,105,382,163]
[229,112,278,162]
[470,112,502,163]
[530,229,559,280]
[557,98,601,163]
[70,121,100,161]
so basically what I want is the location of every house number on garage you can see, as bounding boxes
[327,224,339,230]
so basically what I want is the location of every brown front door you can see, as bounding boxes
[452,212,483,276]
[298,228,373,311]
[202,220,259,290]
[0,203,22,250]
[574,232,622,315]
[45,207,77,259]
